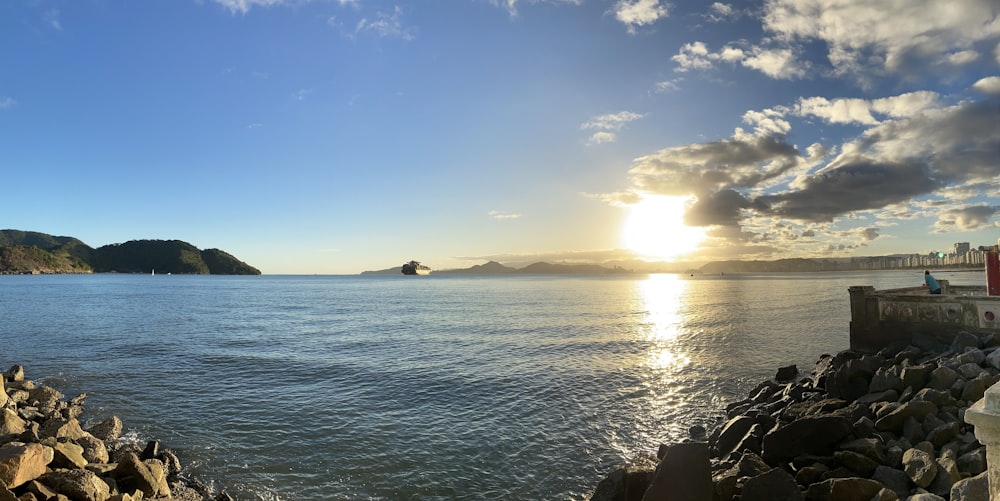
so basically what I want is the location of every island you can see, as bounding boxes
[0,230,260,275]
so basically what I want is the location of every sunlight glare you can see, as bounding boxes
[623,195,706,261]
[638,274,690,370]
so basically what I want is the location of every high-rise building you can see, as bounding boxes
[955,242,970,255]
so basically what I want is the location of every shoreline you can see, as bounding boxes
[590,330,998,500]
[0,365,228,501]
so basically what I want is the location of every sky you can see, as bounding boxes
[1,0,998,274]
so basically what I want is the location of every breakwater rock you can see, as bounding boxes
[591,331,1000,500]
[0,365,230,501]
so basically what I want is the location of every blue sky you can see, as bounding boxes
[2,0,998,274]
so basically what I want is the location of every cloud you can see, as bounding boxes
[212,0,285,15]
[707,2,735,22]
[741,47,808,79]
[293,89,312,101]
[489,210,522,220]
[0,97,15,109]
[762,0,1000,80]
[357,6,414,40]
[626,134,801,196]
[973,76,1000,96]
[43,9,62,30]
[613,0,669,33]
[795,91,941,125]
[604,81,999,258]
[933,205,1000,232]
[581,111,644,144]
[488,0,583,18]
[673,41,808,79]
[673,0,1000,83]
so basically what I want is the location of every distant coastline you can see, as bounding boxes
[360,258,985,276]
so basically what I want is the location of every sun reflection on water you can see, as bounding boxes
[637,274,690,370]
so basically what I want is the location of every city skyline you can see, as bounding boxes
[1,0,998,274]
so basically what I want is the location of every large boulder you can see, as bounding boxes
[0,442,53,489]
[902,448,937,488]
[714,416,754,458]
[762,416,853,462]
[875,400,938,432]
[112,453,169,498]
[950,471,990,501]
[803,477,885,501]
[740,467,802,501]
[589,464,655,501]
[86,417,123,443]
[642,442,711,501]
[38,468,111,501]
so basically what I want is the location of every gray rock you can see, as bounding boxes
[838,437,886,463]
[950,471,989,501]
[926,421,961,449]
[901,364,935,388]
[875,400,938,433]
[642,442,711,501]
[762,416,853,462]
[5,365,25,382]
[956,447,987,476]
[775,365,798,382]
[857,389,899,405]
[804,477,884,501]
[871,465,911,499]
[37,468,111,501]
[589,464,655,501]
[908,494,946,501]
[955,348,986,367]
[961,377,987,402]
[869,367,903,393]
[956,362,984,379]
[927,461,956,497]
[950,332,982,352]
[833,450,879,476]
[986,348,1000,370]
[0,442,53,490]
[927,366,959,391]
[714,416,754,458]
[902,448,937,488]
[741,468,802,501]
[111,453,170,498]
[914,388,955,407]
[86,416,123,442]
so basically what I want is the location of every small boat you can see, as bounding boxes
[401,260,431,276]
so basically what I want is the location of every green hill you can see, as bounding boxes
[0,229,260,275]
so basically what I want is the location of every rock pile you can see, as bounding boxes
[591,331,999,500]
[0,365,230,501]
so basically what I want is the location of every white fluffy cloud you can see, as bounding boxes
[614,0,669,32]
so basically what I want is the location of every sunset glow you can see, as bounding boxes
[623,196,706,261]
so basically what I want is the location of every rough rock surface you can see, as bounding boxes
[0,365,232,500]
[590,332,1000,500]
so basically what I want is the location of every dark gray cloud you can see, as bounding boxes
[628,135,801,195]
[933,205,1000,232]
[683,188,757,226]
[757,159,939,222]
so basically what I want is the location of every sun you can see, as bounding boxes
[622,195,706,261]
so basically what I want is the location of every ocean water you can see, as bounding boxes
[0,270,987,500]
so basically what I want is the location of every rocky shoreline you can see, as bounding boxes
[0,365,229,501]
[591,330,998,500]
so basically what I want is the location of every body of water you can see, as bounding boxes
[0,270,987,499]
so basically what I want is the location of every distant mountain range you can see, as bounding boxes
[361,260,638,275]
[0,229,260,275]
[364,255,984,276]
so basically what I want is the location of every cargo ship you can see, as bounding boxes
[401,260,431,276]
